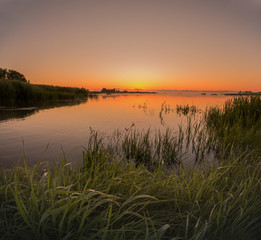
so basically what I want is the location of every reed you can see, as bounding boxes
[0,78,94,104]
[176,104,198,116]
[0,96,261,239]
[205,96,261,154]
[84,125,212,170]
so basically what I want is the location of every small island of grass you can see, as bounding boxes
[99,88,156,94]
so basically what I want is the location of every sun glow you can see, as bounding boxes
[111,66,165,90]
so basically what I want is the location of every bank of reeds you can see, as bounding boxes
[0,96,261,239]
[205,96,261,153]
[0,78,93,104]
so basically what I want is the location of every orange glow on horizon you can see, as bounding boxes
[30,73,261,92]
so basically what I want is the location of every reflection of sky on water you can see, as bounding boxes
[0,91,233,168]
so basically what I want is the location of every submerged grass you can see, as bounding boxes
[0,96,261,239]
[85,124,211,170]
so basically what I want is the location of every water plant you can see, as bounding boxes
[0,96,261,239]
[205,96,261,154]
[176,104,198,116]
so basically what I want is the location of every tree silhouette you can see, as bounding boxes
[0,68,7,79]
[7,69,27,82]
[101,88,119,93]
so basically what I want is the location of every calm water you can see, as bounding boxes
[0,91,233,168]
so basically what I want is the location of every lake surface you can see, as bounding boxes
[0,91,234,168]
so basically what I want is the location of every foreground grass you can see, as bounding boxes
[0,150,261,239]
[1,151,261,239]
[0,96,261,239]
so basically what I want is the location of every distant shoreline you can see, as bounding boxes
[92,88,157,94]
[94,91,157,94]
[224,92,261,96]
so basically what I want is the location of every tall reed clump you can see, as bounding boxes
[205,96,261,153]
[85,125,212,170]
[88,118,219,168]
[83,128,182,171]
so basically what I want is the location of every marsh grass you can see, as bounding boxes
[1,96,261,239]
[205,96,261,155]
[158,103,200,126]
[176,104,198,116]
[0,78,95,104]
[85,121,216,171]
[1,148,261,239]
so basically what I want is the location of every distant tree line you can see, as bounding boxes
[0,68,27,82]
[101,88,120,93]
[100,88,156,94]
[0,67,96,103]
[0,80,92,104]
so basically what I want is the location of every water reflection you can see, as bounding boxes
[0,107,38,122]
[0,96,98,123]
[132,100,203,126]
[0,91,232,168]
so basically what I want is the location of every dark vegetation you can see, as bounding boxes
[0,95,261,238]
[0,79,91,104]
[0,68,27,82]
[225,91,261,96]
[0,68,93,105]
[100,87,156,94]
[205,96,261,151]
[101,88,121,93]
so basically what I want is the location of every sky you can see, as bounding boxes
[0,0,261,91]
